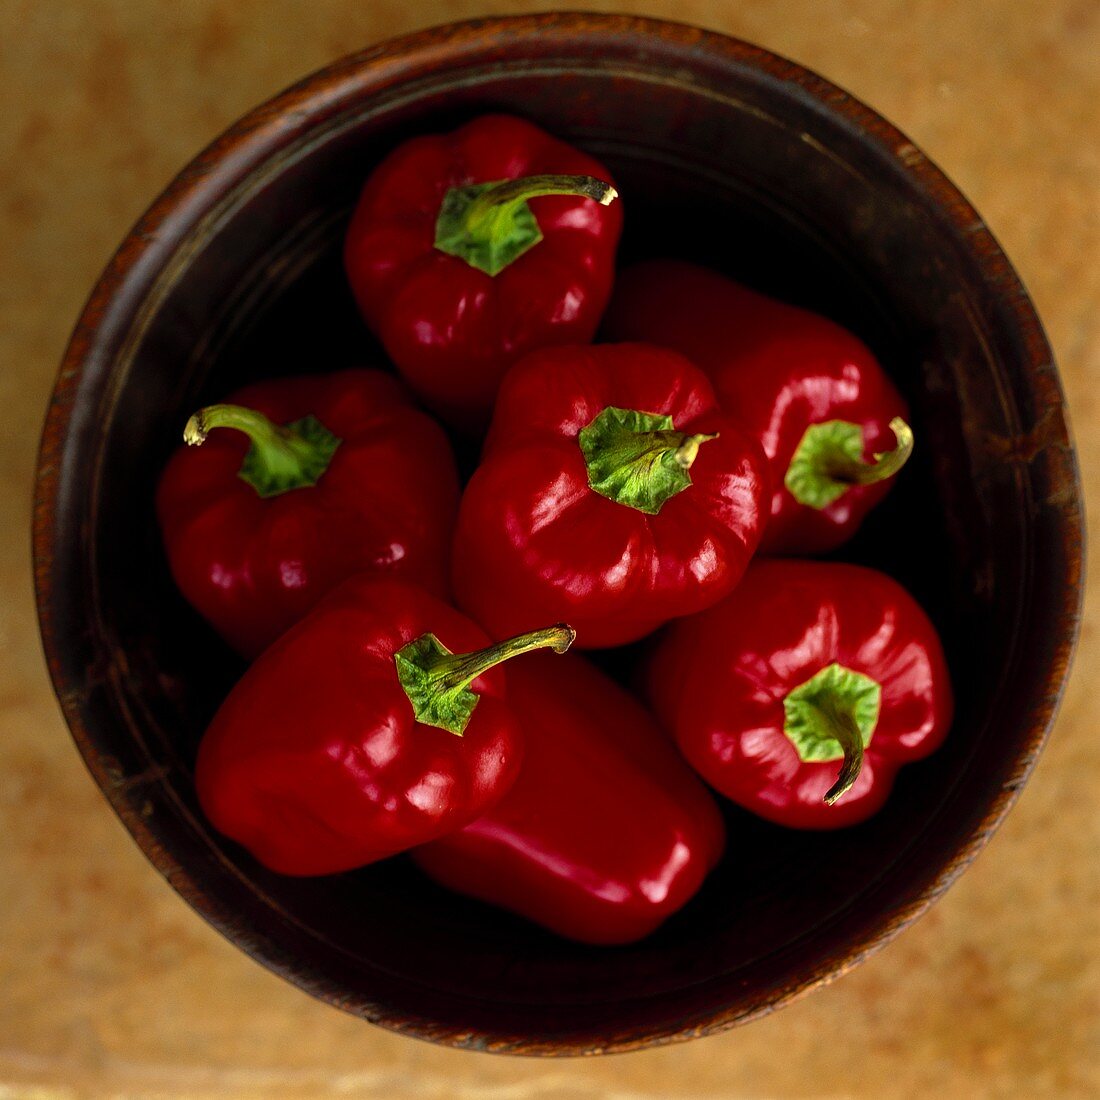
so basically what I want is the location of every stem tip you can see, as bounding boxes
[546,624,577,654]
[183,413,208,446]
[674,432,719,470]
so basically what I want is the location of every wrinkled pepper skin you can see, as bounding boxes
[413,653,726,944]
[157,370,459,659]
[196,579,530,876]
[647,560,953,829]
[603,260,910,554]
[451,343,770,648]
[344,114,623,428]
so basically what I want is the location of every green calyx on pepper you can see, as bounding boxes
[184,403,342,499]
[784,416,914,510]
[434,173,618,277]
[782,662,882,804]
[579,406,719,515]
[395,623,576,736]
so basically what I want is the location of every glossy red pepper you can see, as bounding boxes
[344,114,622,429]
[413,652,725,944]
[195,577,574,875]
[646,560,953,829]
[603,260,913,554]
[156,369,459,659]
[450,343,770,648]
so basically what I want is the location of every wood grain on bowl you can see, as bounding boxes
[33,13,1083,1055]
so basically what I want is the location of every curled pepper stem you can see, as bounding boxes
[185,403,283,448]
[463,173,618,233]
[434,173,618,277]
[183,403,341,498]
[782,662,880,804]
[817,702,866,805]
[434,624,576,693]
[825,417,915,486]
[394,624,576,736]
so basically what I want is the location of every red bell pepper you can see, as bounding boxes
[413,652,725,944]
[450,343,770,648]
[195,577,574,875]
[646,560,952,829]
[603,260,913,554]
[157,369,459,659]
[344,114,622,429]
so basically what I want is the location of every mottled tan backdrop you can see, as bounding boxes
[2,1,1098,1096]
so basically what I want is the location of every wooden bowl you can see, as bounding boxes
[34,13,1083,1054]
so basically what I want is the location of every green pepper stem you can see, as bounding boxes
[673,432,718,470]
[183,403,341,498]
[782,662,880,803]
[600,428,717,473]
[825,416,914,486]
[394,624,576,736]
[434,173,617,277]
[185,403,282,449]
[818,702,866,805]
[463,173,617,235]
[579,405,719,515]
[433,624,576,693]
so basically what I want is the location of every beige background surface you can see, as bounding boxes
[3,1,1098,1096]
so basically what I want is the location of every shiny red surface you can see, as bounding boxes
[602,260,909,554]
[344,114,623,429]
[647,560,953,829]
[413,652,725,944]
[195,579,522,875]
[451,343,769,648]
[156,370,459,659]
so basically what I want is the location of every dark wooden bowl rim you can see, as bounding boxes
[33,12,1085,1055]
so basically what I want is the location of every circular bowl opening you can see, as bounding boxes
[34,14,1083,1054]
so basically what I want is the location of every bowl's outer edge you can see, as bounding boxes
[33,11,1085,1055]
